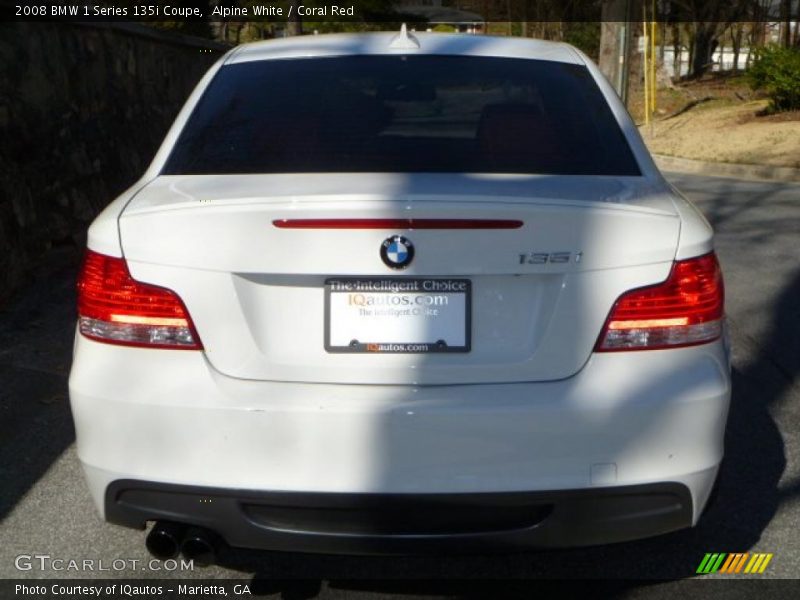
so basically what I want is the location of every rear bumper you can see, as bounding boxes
[106,480,693,553]
[70,334,730,550]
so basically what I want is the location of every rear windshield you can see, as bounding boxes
[163,55,641,176]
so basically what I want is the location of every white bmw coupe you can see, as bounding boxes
[69,29,730,561]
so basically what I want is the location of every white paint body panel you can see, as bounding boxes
[71,335,729,524]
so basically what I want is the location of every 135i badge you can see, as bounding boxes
[381,236,414,269]
[519,251,583,265]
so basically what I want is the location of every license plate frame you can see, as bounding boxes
[324,278,471,353]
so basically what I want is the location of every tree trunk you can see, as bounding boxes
[781,0,792,47]
[598,1,628,94]
[286,0,303,36]
[671,24,681,78]
[731,23,742,73]
[691,26,714,77]
[599,21,623,90]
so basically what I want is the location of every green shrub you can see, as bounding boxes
[747,45,800,112]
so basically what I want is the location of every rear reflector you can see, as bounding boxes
[77,250,202,349]
[272,219,523,229]
[595,252,724,351]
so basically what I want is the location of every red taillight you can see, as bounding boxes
[77,250,202,350]
[595,253,724,352]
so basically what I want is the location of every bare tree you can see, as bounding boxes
[728,22,747,71]
[286,0,303,36]
[780,0,792,47]
[598,0,629,94]
[669,0,760,77]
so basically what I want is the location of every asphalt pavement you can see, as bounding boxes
[0,173,798,593]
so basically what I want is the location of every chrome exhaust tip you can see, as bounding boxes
[145,521,186,560]
[180,526,222,566]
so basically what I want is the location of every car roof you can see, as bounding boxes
[225,31,584,65]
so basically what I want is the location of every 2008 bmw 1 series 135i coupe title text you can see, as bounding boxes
[69,29,730,561]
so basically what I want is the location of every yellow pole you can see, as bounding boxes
[642,6,649,126]
[651,5,656,116]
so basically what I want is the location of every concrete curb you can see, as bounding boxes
[653,154,800,183]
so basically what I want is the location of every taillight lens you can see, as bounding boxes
[77,250,202,349]
[595,253,724,352]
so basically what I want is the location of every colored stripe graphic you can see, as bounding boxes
[745,553,774,574]
[733,553,750,573]
[719,553,748,573]
[697,552,773,574]
[719,554,737,573]
[697,553,727,574]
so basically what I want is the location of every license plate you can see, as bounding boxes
[325,278,471,353]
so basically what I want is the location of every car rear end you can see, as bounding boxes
[68,32,730,555]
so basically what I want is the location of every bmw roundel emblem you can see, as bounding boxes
[380,235,414,269]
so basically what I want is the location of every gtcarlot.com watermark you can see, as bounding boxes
[14,553,194,573]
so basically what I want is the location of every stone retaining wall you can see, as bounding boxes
[0,22,227,301]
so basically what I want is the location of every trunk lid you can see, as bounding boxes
[119,173,679,384]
